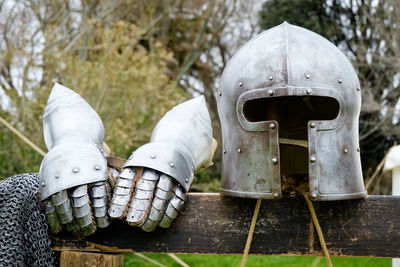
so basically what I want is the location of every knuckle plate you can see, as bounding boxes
[40,144,108,200]
[125,142,193,191]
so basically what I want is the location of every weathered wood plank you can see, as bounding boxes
[60,251,123,267]
[51,193,400,257]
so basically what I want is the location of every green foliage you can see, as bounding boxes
[124,253,390,267]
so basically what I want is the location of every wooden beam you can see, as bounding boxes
[51,193,400,257]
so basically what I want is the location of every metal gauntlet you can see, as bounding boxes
[124,96,214,191]
[39,83,108,201]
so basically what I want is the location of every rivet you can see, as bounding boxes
[357,87,360,91]
[150,154,156,159]
[306,88,313,94]
[237,149,241,153]
[273,192,279,198]
[310,122,316,128]
[223,150,226,154]
[338,78,343,84]
[94,165,101,170]
[306,74,311,79]
[344,148,349,153]
[239,82,243,87]
[185,178,189,183]
[55,173,60,179]
[357,148,360,152]
[310,156,316,163]
[41,182,45,187]
[268,89,274,96]
[73,167,80,173]
[268,75,273,81]
[169,162,175,168]
[311,193,318,199]
[218,91,222,96]
[272,157,278,164]
[269,123,275,129]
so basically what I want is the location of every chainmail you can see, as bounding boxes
[0,173,54,267]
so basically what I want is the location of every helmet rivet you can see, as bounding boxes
[268,75,273,81]
[357,87,360,91]
[344,148,349,153]
[218,91,222,96]
[55,173,60,179]
[306,74,311,79]
[239,82,243,87]
[237,148,241,153]
[273,192,279,198]
[185,178,189,183]
[311,193,318,199]
[268,89,274,96]
[269,123,275,129]
[306,88,313,94]
[94,165,101,170]
[338,78,343,84]
[41,182,45,187]
[223,149,226,154]
[357,148,360,152]
[150,154,156,159]
[169,162,175,168]
[272,157,278,164]
[310,122,316,128]
[73,167,80,173]
[310,156,316,163]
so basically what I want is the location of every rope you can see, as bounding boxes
[240,198,262,267]
[134,253,167,267]
[167,253,189,267]
[365,145,394,191]
[0,116,46,156]
[301,191,332,267]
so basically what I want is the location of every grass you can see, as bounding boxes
[124,253,391,267]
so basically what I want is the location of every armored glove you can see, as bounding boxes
[108,96,216,232]
[39,84,112,236]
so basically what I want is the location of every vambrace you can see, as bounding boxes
[124,96,215,191]
[39,83,108,200]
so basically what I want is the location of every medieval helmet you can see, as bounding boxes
[217,22,366,201]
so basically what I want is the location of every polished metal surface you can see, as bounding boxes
[39,84,108,200]
[124,96,214,191]
[217,22,366,201]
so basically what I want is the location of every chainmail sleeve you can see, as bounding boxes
[0,173,54,267]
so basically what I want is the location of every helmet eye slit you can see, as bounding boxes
[242,95,340,140]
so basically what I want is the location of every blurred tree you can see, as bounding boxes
[0,1,188,178]
[0,0,262,192]
[259,0,400,193]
